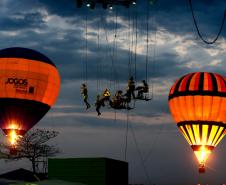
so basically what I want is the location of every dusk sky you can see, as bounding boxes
[0,0,226,184]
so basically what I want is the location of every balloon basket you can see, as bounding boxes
[10,147,17,155]
[198,165,205,174]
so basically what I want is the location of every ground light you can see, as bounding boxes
[86,2,91,7]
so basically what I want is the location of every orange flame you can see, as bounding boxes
[9,130,18,145]
[194,145,211,165]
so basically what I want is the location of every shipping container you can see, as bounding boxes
[48,157,128,185]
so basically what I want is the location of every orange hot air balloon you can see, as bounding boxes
[0,47,60,146]
[168,72,226,173]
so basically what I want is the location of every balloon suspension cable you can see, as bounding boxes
[198,170,205,185]
[189,0,226,45]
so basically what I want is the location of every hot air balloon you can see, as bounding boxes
[0,47,60,147]
[168,72,226,173]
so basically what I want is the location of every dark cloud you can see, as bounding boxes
[0,12,46,30]
[0,0,225,184]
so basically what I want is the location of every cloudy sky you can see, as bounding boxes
[0,0,226,184]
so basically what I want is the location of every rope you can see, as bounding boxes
[128,8,132,78]
[100,11,118,89]
[152,16,157,100]
[189,0,226,45]
[145,0,150,82]
[124,111,129,161]
[96,13,101,93]
[134,6,138,82]
[131,11,135,78]
[150,3,157,100]
[129,121,152,185]
[112,9,119,91]
[143,124,165,163]
[113,10,117,123]
[85,13,88,84]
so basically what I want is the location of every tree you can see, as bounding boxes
[0,129,59,174]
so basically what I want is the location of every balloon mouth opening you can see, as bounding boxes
[192,145,213,167]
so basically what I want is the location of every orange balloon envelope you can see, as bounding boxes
[0,47,60,144]
[168,72,226,173]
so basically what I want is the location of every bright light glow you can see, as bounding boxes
[132,1,136,5]
[9,130,18,145]
[194,145,212,165]
[109,5,113,10]
[7,123,20,145]
[86,3,91,7]
[9,123,17,130]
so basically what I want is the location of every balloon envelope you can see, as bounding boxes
[0,47,60,139]
[168,72,226,171]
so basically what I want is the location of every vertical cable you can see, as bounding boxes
[128,8,131,78]
[97,12,100,93]
[124,111,129,161]
[85,13,88,85]
[134,5,138,82]
[112,9,118,91]
[145,0,150,83]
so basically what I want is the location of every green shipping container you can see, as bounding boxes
[48,158,128,185]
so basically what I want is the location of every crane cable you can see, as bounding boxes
[189,0,226,45]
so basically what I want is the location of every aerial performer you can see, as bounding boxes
[110,90,125,109]
[0,47,60,150]
[102,88,111,104]
[81,83,91,109]
[94,89,111,116]
[168,72,226,173]
[95,94,104,116]
[136,80,149,98]
[125,76,136,100]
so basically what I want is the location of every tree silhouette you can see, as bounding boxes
[0,129,59,174]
